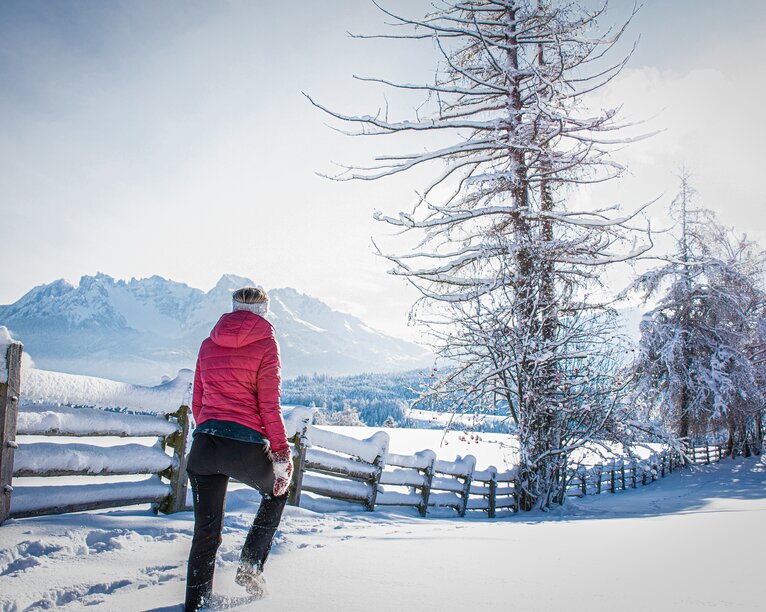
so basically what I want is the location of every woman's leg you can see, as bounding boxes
[240,492,288,569]
[225,442,288,570]
[185,472,229,611]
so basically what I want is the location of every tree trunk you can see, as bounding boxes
[726,412,737,458]
[754,411,763,455]
[678,384,690,440]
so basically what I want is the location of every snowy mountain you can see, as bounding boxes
[0,274,432,384]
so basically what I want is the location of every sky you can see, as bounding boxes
[1,0,765,341]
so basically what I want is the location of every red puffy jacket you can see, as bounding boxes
[192,310,289,453]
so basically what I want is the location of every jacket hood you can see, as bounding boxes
[209,310,274,349]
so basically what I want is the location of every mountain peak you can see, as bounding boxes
[92,272,116,282]
[213,274,255,292]
[0,273,432,383]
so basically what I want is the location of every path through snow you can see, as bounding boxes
[1,456,764,611]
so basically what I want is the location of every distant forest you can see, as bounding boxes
[282,369,512,432]
[282,369,432,426]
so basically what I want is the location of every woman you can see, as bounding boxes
[185,286,293,611]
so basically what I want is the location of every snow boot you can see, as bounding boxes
[235,562,268,599]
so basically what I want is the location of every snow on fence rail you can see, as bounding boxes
[0,341,192,524]
[21,367,193,414]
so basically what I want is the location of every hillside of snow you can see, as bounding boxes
[1,456,762,611]
[0,274,432,383]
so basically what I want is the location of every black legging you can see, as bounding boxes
[185,433,287,611]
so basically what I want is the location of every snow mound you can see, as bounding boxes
[0,325,18,384]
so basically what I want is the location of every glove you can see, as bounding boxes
[271,448,293,497]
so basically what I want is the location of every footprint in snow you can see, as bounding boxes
[27,579,133,609]
[0,540,65,576]
[0,555,41,576]
[209,592,266,609]
[85,529,132,553]
[140,564,182,585]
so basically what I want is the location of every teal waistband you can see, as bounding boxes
[194,418,266,444]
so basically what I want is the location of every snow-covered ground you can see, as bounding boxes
[1,456,763,611]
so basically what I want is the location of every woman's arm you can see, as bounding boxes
[257,338,289,454]
[192,354,203,425]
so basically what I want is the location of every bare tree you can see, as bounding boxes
[308,0,652,509]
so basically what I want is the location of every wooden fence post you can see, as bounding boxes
[620,463,626,490]
[0,342,22,526]
[631,462,637,488]
[580,468,587,497]
[287,425,308,507]
[458,459,475,518]
[705,444,710,464]
[159,404,190,514]
[367,453,384,511]
[418,454,435,517]
[487,469,497,519]
[610,463,616,493]
[595,465,603,495]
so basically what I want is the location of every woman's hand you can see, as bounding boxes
[271,449,294,497]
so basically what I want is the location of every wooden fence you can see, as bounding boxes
[285,411,490,516]
[685,442,726,465]
[283,407,734,517]
[0,340,735,525]
[561,440,732,500]
[0,341,191,524]
[564,451,679,498]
